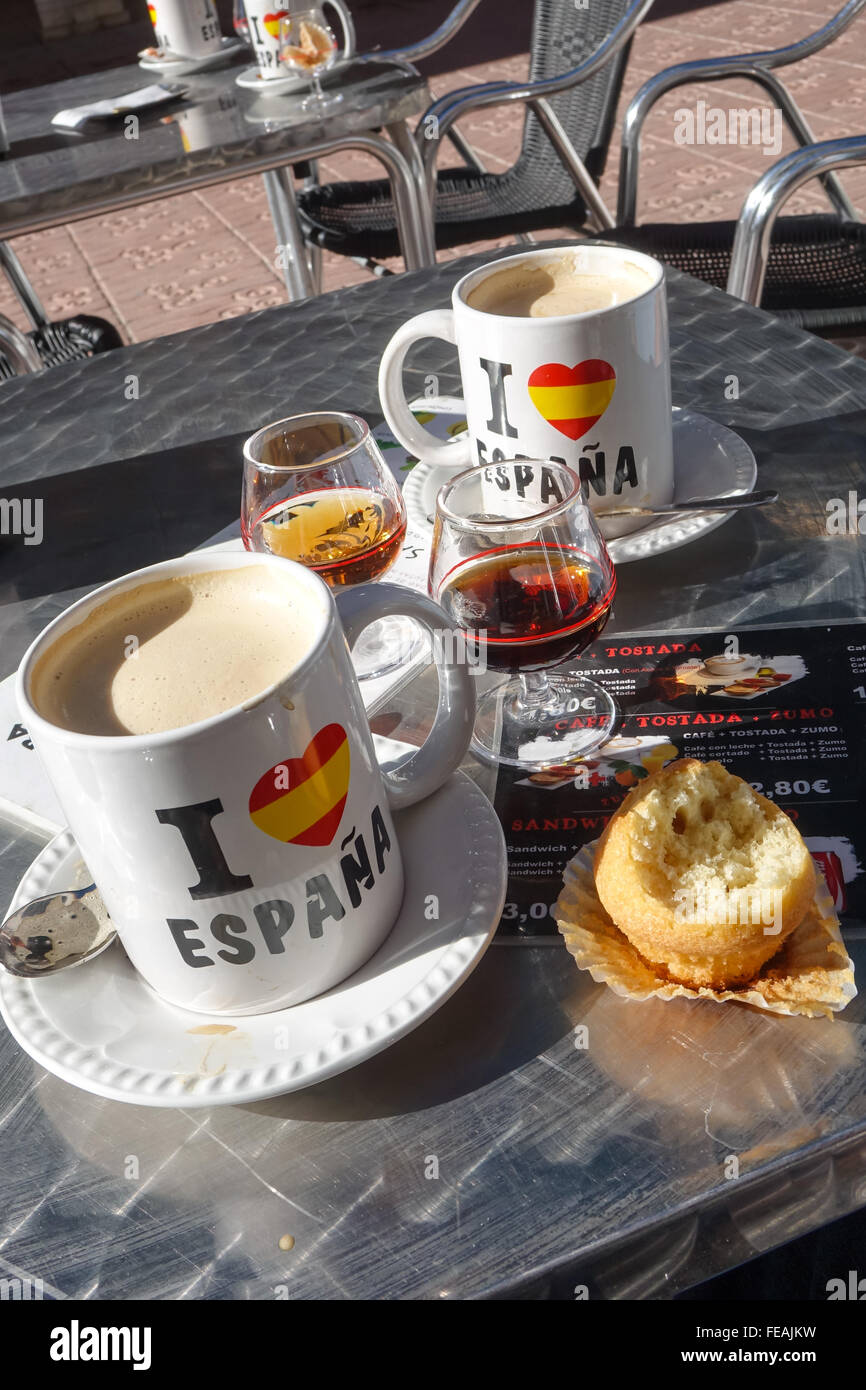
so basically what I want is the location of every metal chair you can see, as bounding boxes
[0,312,41,377]
[0,243,124,383]
[604,0,866,331]
[0,92,123,382]
[296,0,654,265]
[728,135,866,315]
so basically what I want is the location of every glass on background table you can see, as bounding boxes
[0,245,865,1299]
[279,7,342,110]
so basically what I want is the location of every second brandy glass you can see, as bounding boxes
[429,460,618,770]
[279,7,340,108]
[242,411,419,680]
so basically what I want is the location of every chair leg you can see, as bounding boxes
[530,98,616,232]
[262,168,316,301]
[0,242,50,330]
[300,160,324,296]
[446,126,485,174]
[306,237,324,297]
[384,120,437,266]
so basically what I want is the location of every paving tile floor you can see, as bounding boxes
[1,0,865,350]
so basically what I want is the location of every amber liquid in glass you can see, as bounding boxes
[252,486,406,587]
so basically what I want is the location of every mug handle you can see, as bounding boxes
[378,310,475,470]
[324,0,356,58]
[334,582,475,811]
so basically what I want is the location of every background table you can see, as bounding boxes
[0,57,434,297]
[0,247,865,1299]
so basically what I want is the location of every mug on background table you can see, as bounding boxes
[17,552,475,1016]
[378,245,674,540]
[243,0,355,79]
[147,0,224,58]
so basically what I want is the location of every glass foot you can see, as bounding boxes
[470,672,618,771]
[300,88,343,112]
[351,615,426,683]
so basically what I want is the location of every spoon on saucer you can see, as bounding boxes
[594,488,778,519]
[425,489,778,526]
[0,882,115,978]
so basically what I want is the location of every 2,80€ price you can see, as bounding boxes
[749,778,830,799]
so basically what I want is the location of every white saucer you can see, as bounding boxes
[0,741,506,1108]
[235,64,308,94]
[402,408,758,566]
[138,36,245,76]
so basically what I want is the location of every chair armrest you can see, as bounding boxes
[728,135,866,303]
[415,0,655,185]
[374,0,484,65]
[617,0,866,224]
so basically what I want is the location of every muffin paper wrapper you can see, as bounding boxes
[555,840,857,1018]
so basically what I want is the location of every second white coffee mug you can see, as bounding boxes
[147,0,224,58]
[378,245,674,539]
[243,0,355,79]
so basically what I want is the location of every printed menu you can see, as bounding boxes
[493,622,866,938]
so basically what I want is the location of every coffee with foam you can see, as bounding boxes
[466,255,655,318]
[31,566,323,736]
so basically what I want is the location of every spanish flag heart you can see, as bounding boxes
[148,3,157,25]
[527,360,616,441]
[263,9,289,38]
[249,723,350,847]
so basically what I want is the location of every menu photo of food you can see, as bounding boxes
[672,651,807,700]
[520,734,680,793]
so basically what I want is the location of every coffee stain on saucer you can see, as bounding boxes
[181,1024,249,1082]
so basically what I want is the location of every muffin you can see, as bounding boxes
[593,759,816,988]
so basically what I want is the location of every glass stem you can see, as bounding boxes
[513,670,558,722]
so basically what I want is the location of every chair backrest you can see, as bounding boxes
[520,0,637,183]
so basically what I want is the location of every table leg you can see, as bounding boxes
[383,121,437,268]
[300,159,324,296]
[262,168,316,302]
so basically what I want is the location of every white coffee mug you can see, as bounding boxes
[378,245,674,540]
[244,0,355,80]
[147,0,224,58]
[16,552,474,1016]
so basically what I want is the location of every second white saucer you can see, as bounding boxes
[235,64,308,93]
[138,36,246,76]
[402,407,758,565]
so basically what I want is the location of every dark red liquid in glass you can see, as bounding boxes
[438,543,615,672]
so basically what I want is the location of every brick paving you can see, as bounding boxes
[1,0,865,346]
